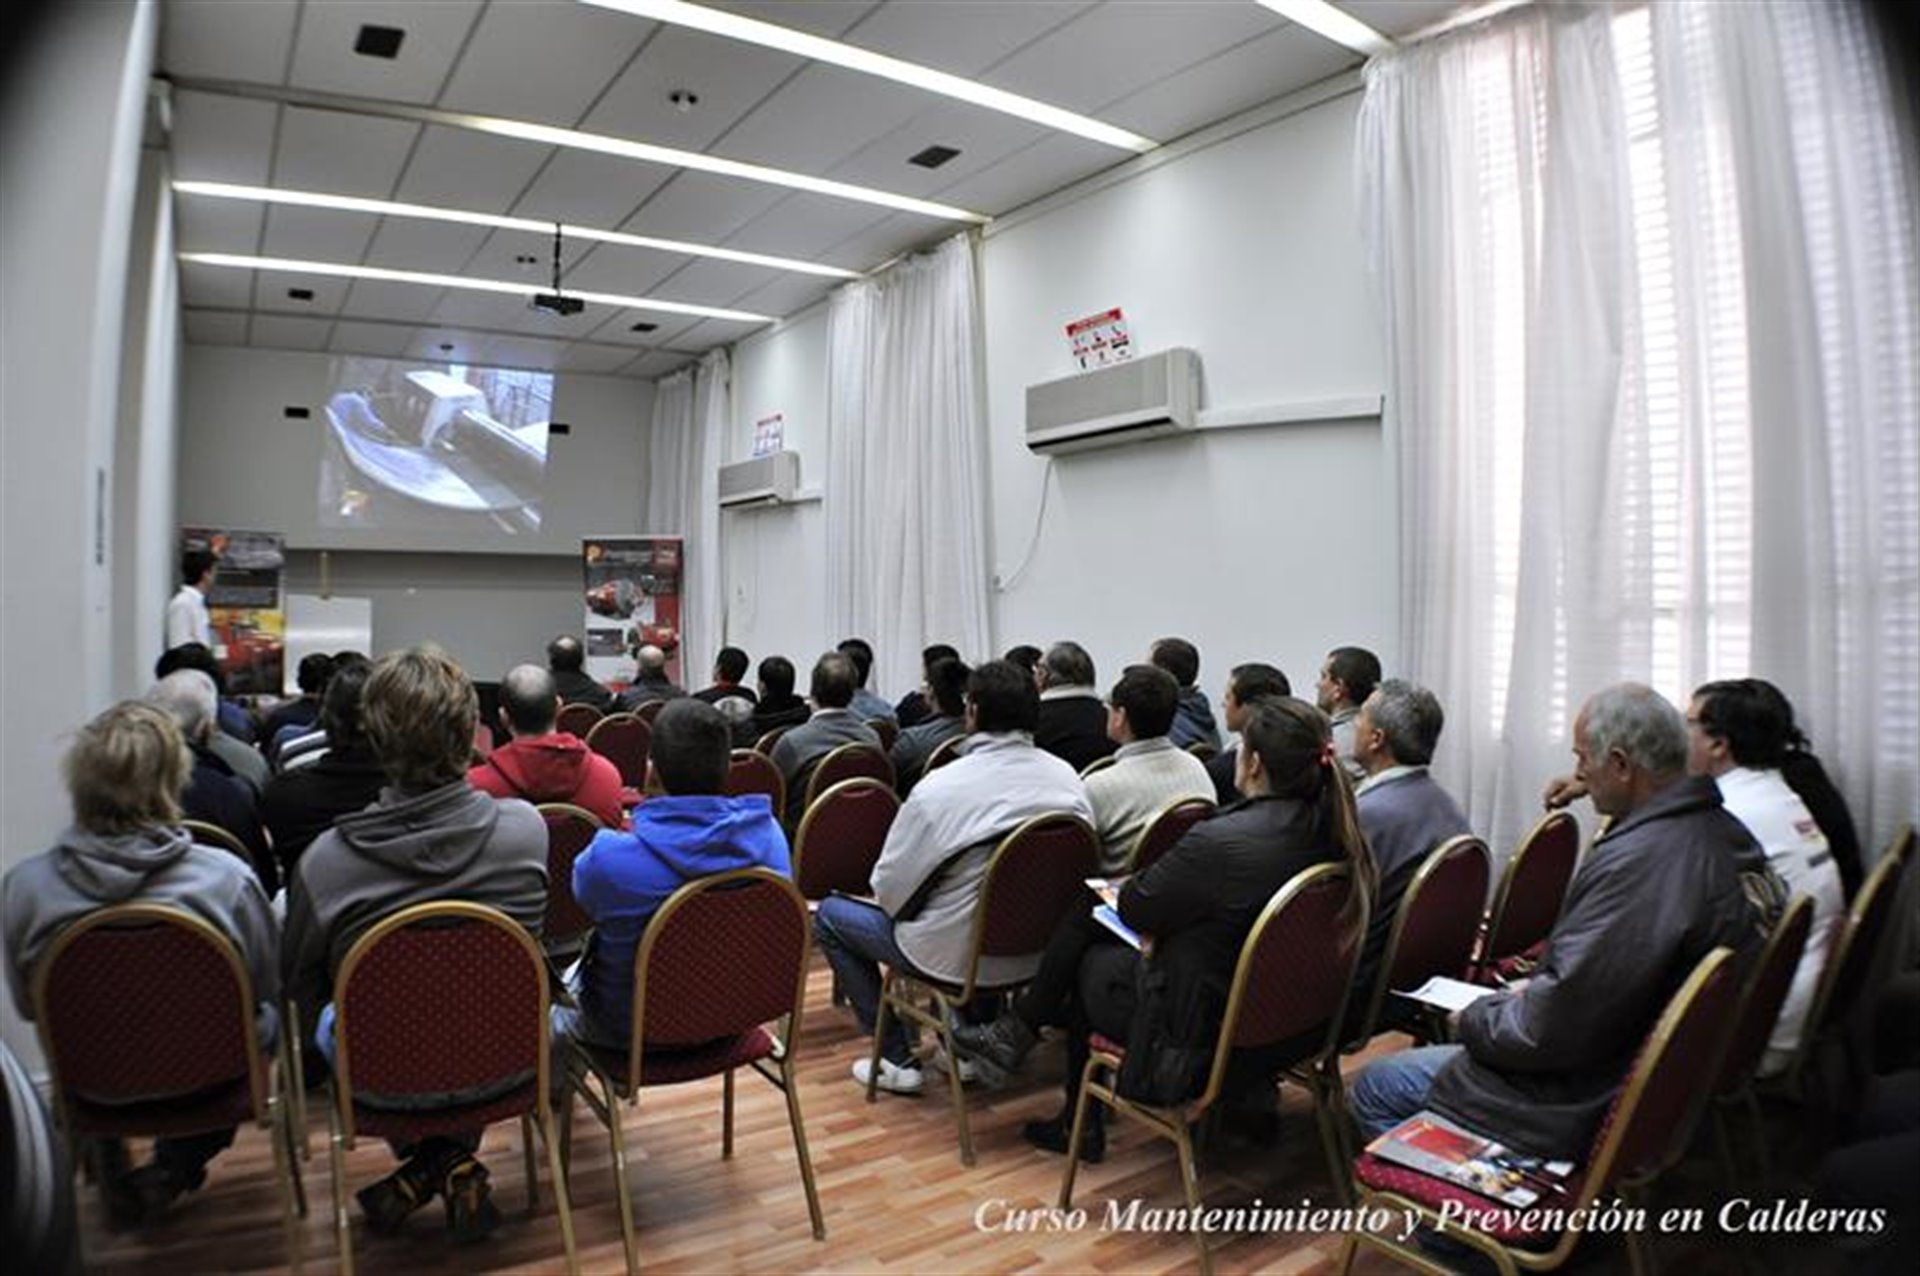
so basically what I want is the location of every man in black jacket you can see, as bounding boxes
[1033,641,1115,773]
[547,635,614,713]
[1349,682,1772,1159]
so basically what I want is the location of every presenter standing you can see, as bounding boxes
[165,549,217,649]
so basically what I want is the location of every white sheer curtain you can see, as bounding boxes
[642,348,729,681]
[1359,0,1918,857]
[824,232,991,697]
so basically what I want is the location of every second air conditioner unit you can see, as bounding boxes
[1024,347,1200,455]
[717,450,799,508]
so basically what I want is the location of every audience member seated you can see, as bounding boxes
[547,634,614,714]
[147,670,275,894]
[155,644,267,792]
[1002,644,1042,679]
[890,656,970,796]
[259,653,333,762]
[692,645,759,743]
[1686,678,1844,1075]
[986,698,1365,1162]
[273,653,370,775]
[1345,679,1472,1035]
[555,699,790,1052]
[1349,683,1774,1160]
[617,643,685,711]
[1762,680,1866,900]
[813,660,1093,1096]
[260,660,383,878]
[283,645,547,1245]
[895,644,959,729]
[1206,662,1292,805]
[1033,641,1116,773]
[837,637,897,723]
[1314,645,1380,784]
[1082,665,1215,872]
[769,653,882,826]
[3,702,278,1227]
[748,655,811,745]
[468,665,626,828]
[1150,636,1222,752]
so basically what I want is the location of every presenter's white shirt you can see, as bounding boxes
[165,582,211,649]
[1715,765,1845,1074]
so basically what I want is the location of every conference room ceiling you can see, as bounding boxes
[163,0,1460,379]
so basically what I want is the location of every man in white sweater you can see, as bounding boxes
[1083,664,1216,871]
[1687,678,1845,1075]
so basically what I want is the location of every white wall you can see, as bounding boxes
[1,0,163,1063]
[176,346,653,556]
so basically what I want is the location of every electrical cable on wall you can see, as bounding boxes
[994,455,1056,592]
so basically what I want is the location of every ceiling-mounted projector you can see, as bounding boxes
[530,292,584,317]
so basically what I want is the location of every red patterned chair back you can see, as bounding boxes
[586,712,651,787]
[1587,947,1740,1185]
[867,718,900,752]
[625,869,809,1076]
[1800,848,1904,1068]
[1352,837,1491,1044]
[725,748,786,814]
[1714,895,1813,1099]
[804,744,894,812]
[791,778,899,900]
[556,702,603,739]
[968,814,1101,982]
[536,803,604,951]
[33,904,264,1113]
[1125,798,1215,874]
[1484,810,1579,964]
[753,725,792,755]
[331,902,548,1136]
[923,733,967,774]
[634,698,667,725]
[180,818,251,867]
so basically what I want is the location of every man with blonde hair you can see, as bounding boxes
[284,645,547,1245]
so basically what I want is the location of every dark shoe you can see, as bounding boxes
[356,1156,438,1235]
[442,1155,502,1245]
[950,1014,1038,1073]
[1022,1114,1105,1163]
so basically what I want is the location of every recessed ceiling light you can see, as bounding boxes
[353,25,406,59]
[1252,0,1394,57]
[287,287,315,301]
[908,145,961,170]
[438,342,456,353]
[178,251,774,324]
[629,321,659,333]
[172,180,867,278]
[580,0,1156,154]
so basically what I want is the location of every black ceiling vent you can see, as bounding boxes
[629,321,659,334]
[287,287,314,301]
[354,25,406,59]
[908,144,961,170]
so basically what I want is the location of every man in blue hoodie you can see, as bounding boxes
[559,697,790,1053]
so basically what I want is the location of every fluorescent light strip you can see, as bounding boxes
[1254,0,1395,57]
[581,0,1157,155]
[172,180,861,280]
[178,252,773,324]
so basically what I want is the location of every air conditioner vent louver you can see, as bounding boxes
[1025,348,1200,455]
[718,450,799,508]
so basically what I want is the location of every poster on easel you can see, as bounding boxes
[180,527,286,696]
[582,536,683,690]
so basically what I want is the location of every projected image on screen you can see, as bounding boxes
[319,357,553,535]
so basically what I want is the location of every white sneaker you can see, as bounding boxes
[852,1056,925,1095]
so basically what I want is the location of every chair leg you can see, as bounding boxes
[1174,1121,1212,1276]
[601,1074,639,1276]
[1312,1069,1353,1208]
[932,993,974,1166]
[285,1002,311,1162]
[1712,1103,1739,1189]
[865,976,894,1104]
[781,1053,827,1240]
[269,1096,304,1274]
[326,1095,354,1276]
[1058,1058,1100,1209]
[1336,1230,1361,1275]
[538,1110,582,1276]
[723,1068,736,1159]
[522,1114,540,1213]
[1744,1088,1772,1186]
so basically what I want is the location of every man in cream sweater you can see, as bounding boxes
[1083,664,1216,871]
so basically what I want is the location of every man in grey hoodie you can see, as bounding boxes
[3,701,278,1227]
[282,645,547,1245]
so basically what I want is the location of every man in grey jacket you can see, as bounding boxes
[769,651,881,825]
[283,645,547,1245]
[1349,682,1771,1159]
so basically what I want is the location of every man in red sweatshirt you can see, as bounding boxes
[469,664,625,827]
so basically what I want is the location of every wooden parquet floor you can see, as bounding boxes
[67,953,1831,1275]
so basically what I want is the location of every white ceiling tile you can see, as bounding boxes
[927,133,1118,219]
[480,335,573,371]
[465,228,570,284]
[180,262,257,310]
[729,273,837,322]
[722,193,887,259]
[509,150,672,229]
[174,195,266,256]
[250,313,335,351]
[392,126,553,212]
[582,311,705,348]
[715,64,928,173]
[505,303,614,343]
[160,0,298,83]
[183,309,250,345]
[287,0,485,105]
[845,1,1092,76]
[1104,24,1357,141]
[620,172,786,244]
[666,317,760,353]
[625,349,699,380]
[328,319,419,357]
[556,343,647,375]
[407,328,490,363]
[437,1,652,125]
[710,1,879,39]
[250,269,350,315]
[823,102,1051,199]
[581,26,803,155]
[259,205,381,263]
[272,107,421,197]
[431,291,541,329]
[338,278,450,324]
[361,218,491,275]
[564,243,686,300]
[650,259,782,309]
[1336,0,1467,39]
[168,91,278,185]
[814,211,937,271]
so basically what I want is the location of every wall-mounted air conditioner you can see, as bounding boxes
[717,450,799,508]
[1024,348,1200,455]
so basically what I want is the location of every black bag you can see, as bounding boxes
[1114,959,1214,1106]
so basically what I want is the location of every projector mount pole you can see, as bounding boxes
[551,222,564,300]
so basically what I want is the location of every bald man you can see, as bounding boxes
[469,664,625,826]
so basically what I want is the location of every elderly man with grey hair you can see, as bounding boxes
[618,641,686,711]
[1033,640,1115,773]
[1348,682,1773,1160]
[147,669,276,892]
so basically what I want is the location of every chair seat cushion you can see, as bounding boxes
[1354,1151,1583,1244]
[67,1076,256,1137]
[351,1080,538,1141]
[1089,1032,1126,1058]
[584,1027,777,1089]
